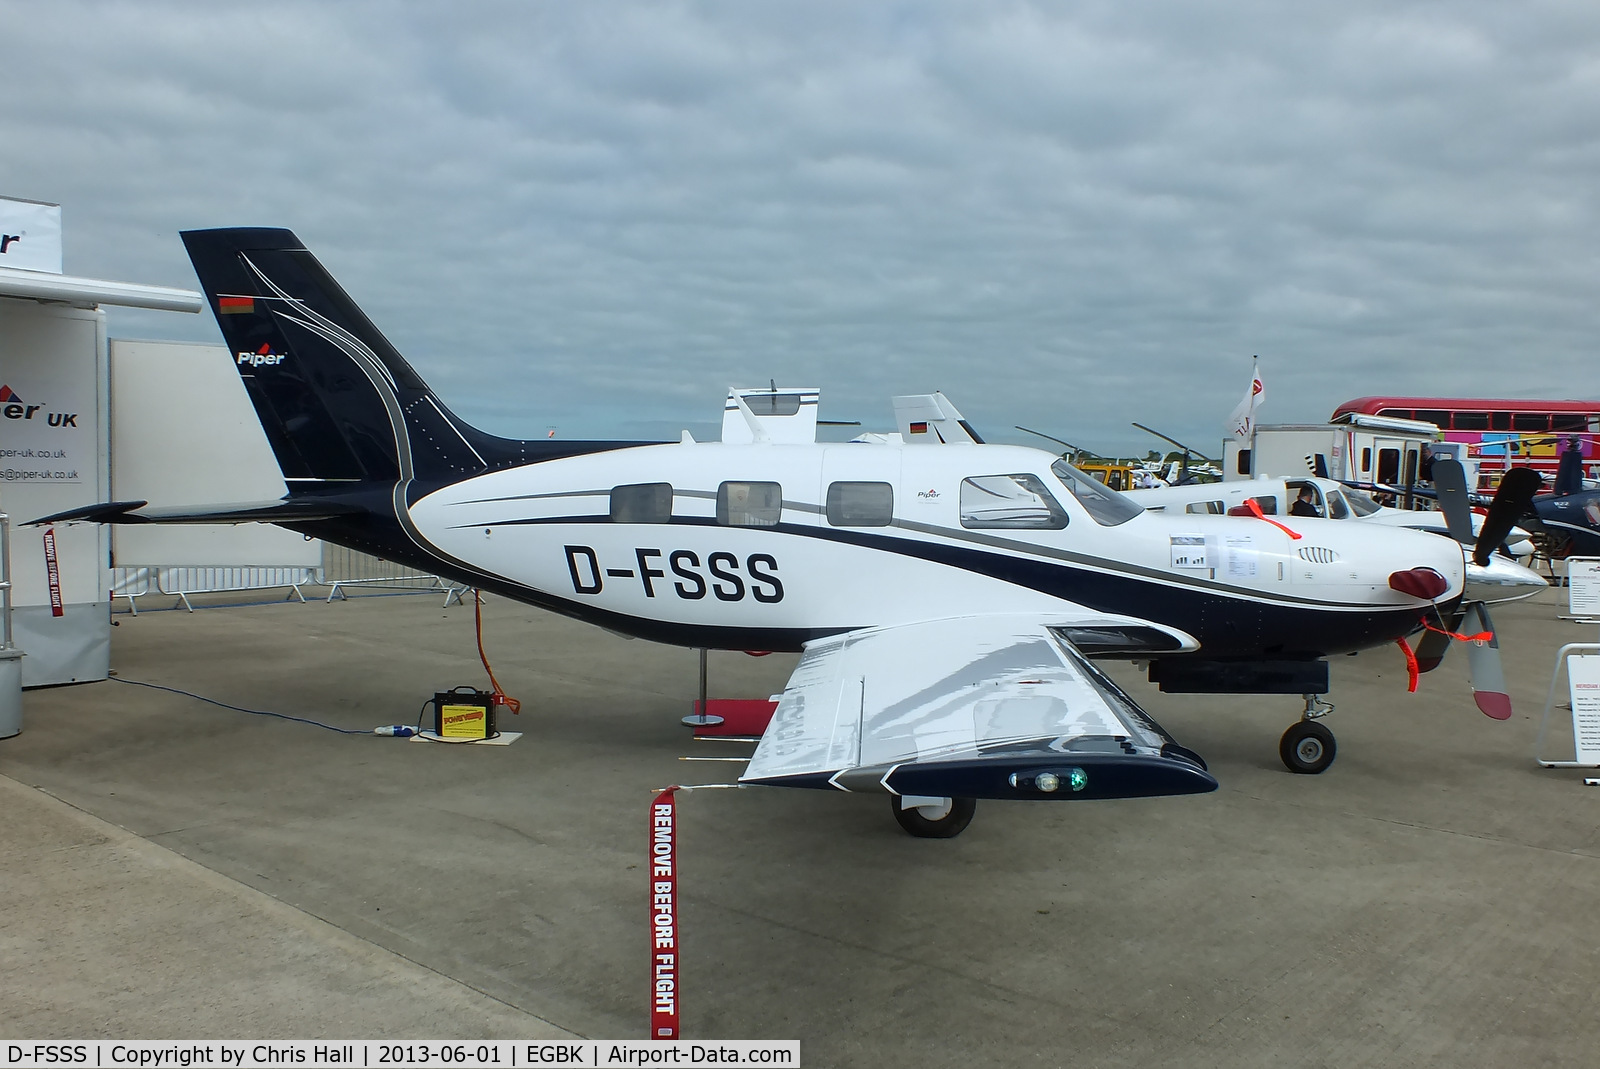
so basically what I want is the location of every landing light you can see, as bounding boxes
[1008,768,1089,793]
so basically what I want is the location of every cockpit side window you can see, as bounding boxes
[1343,488,1383,516]
[611,482,673,523]
[960,474,1068,529]
[1050,460,1144,526]
[717,481,783,527]
[1327,491,1351,519]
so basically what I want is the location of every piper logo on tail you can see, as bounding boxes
[237,344,286,368]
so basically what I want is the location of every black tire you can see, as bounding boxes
[1279,720,1337,774]
[891,796,977,838]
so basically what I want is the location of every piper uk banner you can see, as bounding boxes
[0,367,90,485]
[0,197,63,274]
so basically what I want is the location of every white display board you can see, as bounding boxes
[1568,558,1600,619]
[1569,655,1600,766]
[110,340,319,567]
[0,196,63,274]
[0,298,110,686]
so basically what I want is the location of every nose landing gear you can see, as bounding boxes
[1279,694,1337,774]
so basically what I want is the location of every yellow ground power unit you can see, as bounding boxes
[433,687,497,740]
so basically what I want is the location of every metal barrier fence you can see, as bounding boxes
[158,566,314,611]
[111,566,153,614]
[317,544,455,602]
[110,548,457,612]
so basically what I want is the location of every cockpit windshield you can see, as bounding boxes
[1051,459,1145,526]
[1342,488,1383,516]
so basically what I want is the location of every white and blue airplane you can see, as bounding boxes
[41,229,1491,837]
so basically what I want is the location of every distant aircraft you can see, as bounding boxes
[1526,488,1600,560]
[39,228,1482,836]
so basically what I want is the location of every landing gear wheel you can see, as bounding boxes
[1279,720,1337,774]
[891,796,977,838]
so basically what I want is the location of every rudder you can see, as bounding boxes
[182,227,492,485]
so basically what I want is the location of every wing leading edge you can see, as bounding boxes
[740,615,1217,801]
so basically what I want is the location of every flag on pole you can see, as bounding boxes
[1226,358,1264,440]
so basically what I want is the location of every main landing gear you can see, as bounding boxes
[1279,693,1337,774]
[891,795,977,838]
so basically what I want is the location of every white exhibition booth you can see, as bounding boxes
[0,196,315,712]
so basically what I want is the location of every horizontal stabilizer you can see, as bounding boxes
[29,499,363,526]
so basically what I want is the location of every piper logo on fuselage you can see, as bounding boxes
[237,343,286,368]
[564,545,783,603]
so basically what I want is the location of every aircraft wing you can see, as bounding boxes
[28,499,364,526]
[740,615,1217,800]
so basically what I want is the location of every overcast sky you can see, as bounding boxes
[3,1,1597,453]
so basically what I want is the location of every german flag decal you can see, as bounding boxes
[218,296,255,314]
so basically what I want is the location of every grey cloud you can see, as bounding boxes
[2,0,1598,450]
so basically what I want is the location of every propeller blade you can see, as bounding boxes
[1016,426,1081,454]
[1473,467,1543,566]
[1414,606,1467,674]
[1431,459,1475,544]
[1462,602,1512,720]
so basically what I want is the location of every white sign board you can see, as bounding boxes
[0,324,94,485]
[1568,558,1600,618]
[1220,534,1259,579]
[1569,655,1600,766]
[1170,535,1209,569]
[0,196,63,273]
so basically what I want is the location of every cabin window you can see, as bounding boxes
[1251,495,1278,515]
[717,481,783,527]
[610,483,673,524]
[1185,500,1225,514]
[1236,449,1252,476]
[743,393,803,416]
[1513,413,1548,432]
[960,474,1068,530]
[826,481,894,527]
[1454,412,1489,430]
[1490,412,1512,431]
[1050,460,1143,525]
[1377,448,1400,484]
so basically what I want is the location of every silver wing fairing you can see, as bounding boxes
[740,615,1216,801]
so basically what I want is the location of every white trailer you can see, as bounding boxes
[1223,413,1450,501]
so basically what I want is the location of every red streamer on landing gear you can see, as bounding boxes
[1396,636,1419,693]
[649,788,680,1040]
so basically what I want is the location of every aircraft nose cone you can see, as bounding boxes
[1389,567,1450,600]
[1465,553,1550,603]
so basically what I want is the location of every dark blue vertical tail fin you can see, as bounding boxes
[182,227,499,485]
